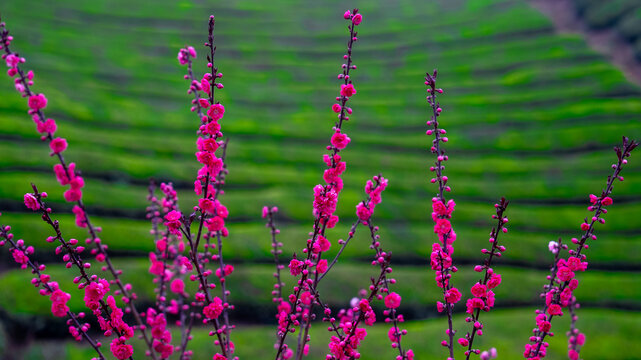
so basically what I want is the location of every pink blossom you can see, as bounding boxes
[289,258,304,276]
[50,289,70,317]
[53,163,71,185]
[63,188,82,202]
[72,205,87,228]
[340,83,356,97]
[187,46,197,58]
[487,273,501,289]
[388,327,400,342]
[317,259,328,273]
[28,94,47,110]
[313,185,338,217]
[547,304,563,316]
[384,292,401,309]
[110,338,133,360]
[434,218,452,235]
[312,235,331,253]
[201,78,211,95]
[5,54,20,67]
[203,297,224,319]
[11,249,29,266]
[330,131,351,150]
[332,103,341,113]
[49,137,67,154]
[444,287,461,303]
[557,266,575,282]
[458,338,469,347]
[208,103,225,121]
[601,196,613,206]
[36,118,57,134]
[23,193,39,211]
[355,202,371,222]
[206,216,225,232]
[213,354,227,360]
[199,198,216,214]
[470,283,487,298]
[170,279,185,294]
[163,210,182,235]
[83,279,110,310]
[352,13,362,25]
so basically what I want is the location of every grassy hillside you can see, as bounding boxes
[0,0,640,358]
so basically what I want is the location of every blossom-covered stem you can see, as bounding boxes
[146,181,170,313]
[297,174,387,359]
[425,69,458,359]
[1,21,156,358]
[367,222,407,359]
[274,10,362,359]
[264,206,285,303]
[317,175,385,283]
[464,198,509,359]
[338,255,391,360]
[25,184,135,360]
[364,221,409,359]
[566,298,584,360]
[525,137,637,359]
[178,223,227,358]
[0,224,106,360]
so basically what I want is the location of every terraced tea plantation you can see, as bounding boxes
[1,0,640,358]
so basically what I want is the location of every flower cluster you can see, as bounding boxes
[0,214,105,358]
[1,18,156,356]
[524,137,637,359]
[174,15,236,359]
[274,9,364,359]
[460,198,509,359]
[424,70,461,359]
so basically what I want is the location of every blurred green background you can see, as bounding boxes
[1,0,640,359]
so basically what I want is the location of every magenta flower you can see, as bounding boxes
[352,13,363,25]
[433,218,451,235]
[49,137,67,154]
[207,103,225,121]
[203,297,224,319]
[23,193,39,210]
[384,292,401,309]
[110,338,134,360]
[340,83,356,97]
[27,93,47,110]
[330,131,351,149]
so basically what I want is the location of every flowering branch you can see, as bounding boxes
[566,297,584,360]
[0,18,156,358]
[174,14,238,359]
[461,198,509,359]
[24,184,135,360]
[274,9,363,359]
[0,221,106,360]
[424,69,460,359]
[524,137,637,359]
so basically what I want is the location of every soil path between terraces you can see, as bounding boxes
[530,0,641,87]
